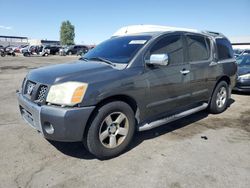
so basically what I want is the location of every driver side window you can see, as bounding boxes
[150,35,184,65]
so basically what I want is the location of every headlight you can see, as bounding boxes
[238,73,250,80]
[46,82,88,106]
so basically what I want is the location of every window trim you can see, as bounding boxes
[215,38,234,61]
[184,33,213,64]
[143,33,187,67]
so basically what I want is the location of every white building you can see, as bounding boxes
[229,36,250,50]
[0,35,28,46]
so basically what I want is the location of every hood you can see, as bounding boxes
[237,66,250,76]
[27,60,123,84]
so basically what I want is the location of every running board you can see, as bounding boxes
[138,103,208,131]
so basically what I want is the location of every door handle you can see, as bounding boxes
[180,69,190,75]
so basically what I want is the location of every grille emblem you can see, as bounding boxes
[27,83,35,95]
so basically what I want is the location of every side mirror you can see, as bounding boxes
[147,54,169,66]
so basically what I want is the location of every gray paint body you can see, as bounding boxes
[17,31,237,142]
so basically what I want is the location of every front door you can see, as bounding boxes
[144,34,191,120]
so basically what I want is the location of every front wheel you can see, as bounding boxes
[85,101,135,159]
[209,81,229,114]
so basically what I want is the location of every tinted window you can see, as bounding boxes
[84,35,151,64]
[150,35,184,64]
[216,38,234,60]
[186,35,210,62]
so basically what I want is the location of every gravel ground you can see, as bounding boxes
[0,56,249,188]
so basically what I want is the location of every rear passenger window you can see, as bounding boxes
[216,38,234,60]
[186,35,210,62]
[150,35,184,65]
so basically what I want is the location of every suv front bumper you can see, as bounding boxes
[17,92,95,142]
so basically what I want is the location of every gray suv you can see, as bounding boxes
[17,28,237,159]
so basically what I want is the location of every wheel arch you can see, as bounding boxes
[83,94,140,140]
[209,75,231,105]
[216,75,231,86]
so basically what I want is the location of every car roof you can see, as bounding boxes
[112,25,225,39]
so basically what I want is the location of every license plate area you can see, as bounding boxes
[20,106,36,128]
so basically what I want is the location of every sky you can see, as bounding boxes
[0,0,249,44]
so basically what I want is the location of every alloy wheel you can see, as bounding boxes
[216,87,227,108]
[99,112,129,149]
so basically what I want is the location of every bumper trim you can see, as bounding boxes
[17,92,95,142]
[17,92,42,132]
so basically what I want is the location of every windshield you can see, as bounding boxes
[83,35,151,64]
[236,55,250,67]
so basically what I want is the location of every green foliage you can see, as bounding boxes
[60,20,75,45]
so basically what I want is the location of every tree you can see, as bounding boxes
[60,20,75,45]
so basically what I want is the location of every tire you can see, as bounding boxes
[209,81,229,114]
[85,101,135,159]
[68,51,72,55]
[23,52,30,57]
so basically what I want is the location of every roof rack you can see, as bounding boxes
[112,25,200,36]
[202,30,224,37]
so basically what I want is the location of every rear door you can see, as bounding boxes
[184,34,212,103]
[144,34,192,120]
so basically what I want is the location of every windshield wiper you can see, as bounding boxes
[88,57,116,67]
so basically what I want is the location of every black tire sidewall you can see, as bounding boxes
[209,81,229,114]
[86,101,135,159]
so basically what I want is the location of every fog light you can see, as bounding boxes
[44,122,54,134]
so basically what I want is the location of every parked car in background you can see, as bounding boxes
[234,54,250,92]
[1,46,16,57]
[5,45,18,52]
[17,25,237,159]
[59,46,68,56]
[241,49,250,56]
[15,45,29,53]
[65,45,89,55]
[0,47,5,57]
[44,45,61,55]
[23,45,50,57]
[233,49,243,58]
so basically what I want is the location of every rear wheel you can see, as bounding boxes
[85,101,135,159]
[209,81,229,114]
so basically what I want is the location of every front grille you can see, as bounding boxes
[24,80,36,95]
[23,80,48,104]
[36,85,48,103]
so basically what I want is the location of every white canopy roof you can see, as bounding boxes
[112,25,199,36]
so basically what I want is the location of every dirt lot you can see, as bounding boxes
[0,56,249,188]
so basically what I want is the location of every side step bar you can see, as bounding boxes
[138,103,208,131]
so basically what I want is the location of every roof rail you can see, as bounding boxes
[112,25,200,36]
[202,30,224,37]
